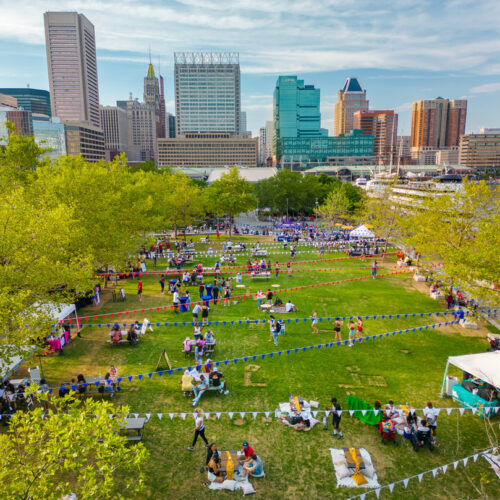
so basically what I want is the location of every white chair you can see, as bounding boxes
[28,366,41,384]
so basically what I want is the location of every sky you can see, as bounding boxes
[1,0,500,136]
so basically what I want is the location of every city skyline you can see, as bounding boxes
[0,1,499,135]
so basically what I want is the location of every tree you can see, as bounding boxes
[207,166,257,236]
[362,181,404,254]
[402,180,499,301]
[315,188,352,226]
[0,387,149,500]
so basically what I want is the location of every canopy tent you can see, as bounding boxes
[349,225,375,239]
[0,346,35,382]
[440,351,500,396]
[33,302,78,328]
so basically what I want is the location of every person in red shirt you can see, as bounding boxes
[138,280,143,302]
[240,441,254,465]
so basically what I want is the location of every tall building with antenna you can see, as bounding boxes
[143,53,166,139]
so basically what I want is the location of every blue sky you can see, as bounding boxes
[1,0,500,136]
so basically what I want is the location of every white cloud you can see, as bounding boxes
[470,82,500,94]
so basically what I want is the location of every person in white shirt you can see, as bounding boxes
[187,408,208,450]
[285,300,297,313]
[173,290,180,313]
[423,402,438,436]
[192,303,202,321]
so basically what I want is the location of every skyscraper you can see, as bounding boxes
[411,98,467,149]
[273,76,327,161]
[334,77,369,136]
[44,12,100,127]
[158,74,166,139]
[353,110,398,165]
[100,105,128,160]
[144,60,165,139]
[258,126,266,165]
[174,52,240,136]
[0,88,51,118]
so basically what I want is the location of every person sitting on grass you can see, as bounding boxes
[285,300,298,312]
[242,454,264,478]
[240,441,255,466]
[206,454,225,484]
[127,326,138,345]
[180,370,193,397]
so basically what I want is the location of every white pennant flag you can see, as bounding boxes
[338,410,343,416]
[435,408,441,416]
[275,410,281,418]
[216,412,222,420]
[312,411,318,418]
[418,473,424,482]
[133,413,139,418]
[205,413,210,419]
[473,454,479,462]
[388,483,395,493]
[375,488,381,499]
[240,412,246,419]
[442,465,448,474]
[145,413,151,422]
[361,410,367,416]
[446,408,453,415]
[459,408,465,415]
[373,409,379,416]
[349,410,355,417]
[265,412,270,418]
[169,413,174,420]
[403,478,410,488]
[463,457,469,466]
[453,461,459,470]
[432,468,438,478]
[180,413,186,420]
[228,412,234,419]
[157,414,163,420]
[360,494,366,500]
[252,412,258,419]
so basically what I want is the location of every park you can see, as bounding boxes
[0,133,499,499]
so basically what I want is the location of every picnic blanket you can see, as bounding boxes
[278,401,320,428]
[483,454,500,480]
[330,448,380,489]
[347,395,382,426]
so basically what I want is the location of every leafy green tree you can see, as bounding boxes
[0,386,149,500]
[315,188,352,226]
[402,180,499,301]
[207,166,257,236]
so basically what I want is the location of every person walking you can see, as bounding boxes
[311,310,319,334]
[328,397,343,439]
[159,275,165,295]
[137,280,143,302]
[187,408,209,450]
[275,261,280,278]
[269,315,279,346]
[371,260,378,278]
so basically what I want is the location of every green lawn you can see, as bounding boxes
[36,248,499,500]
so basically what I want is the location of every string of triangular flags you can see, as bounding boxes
[93,253,397,277]
[46,319,465,393]
[118,406,500,423]
[345,446,498,500]
[69,267,418,324]
[62,307,497,330]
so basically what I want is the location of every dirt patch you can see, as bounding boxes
[233,419,245,426]
[262,417,272,423]
[400,349,409,354]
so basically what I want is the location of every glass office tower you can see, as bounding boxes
[174,52,240,136]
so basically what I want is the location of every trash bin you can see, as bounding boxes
[179,296,189,312]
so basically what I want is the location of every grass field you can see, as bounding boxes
[28,240,500,499]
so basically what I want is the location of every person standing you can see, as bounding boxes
[269,315,279,346]
[334,318,343,342]
[311,310,319,334]
[423,402,438,437]
[275,261,280,278]
[328,397,343,439]
[446,291,453,309]
[371,260,378,278]
[187,408,209,450]
[137,280,143,302]
[212,281,219,303]
[173,290,180,313]
[159,275,165,295]
[348,320,356,347]
[356,317,364,339]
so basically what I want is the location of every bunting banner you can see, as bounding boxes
[58,307,497,330]
[93,253,399,278]
[344,446,498,500]
[44,319,470,393]
[69,267,420,325]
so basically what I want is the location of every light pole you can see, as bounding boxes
[286,197,289,220]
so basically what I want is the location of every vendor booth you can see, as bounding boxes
[440,351,500,417]
[349,225,375,239]
[35,302,79,352]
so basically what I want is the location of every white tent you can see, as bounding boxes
[349,225,375,239]
[33,302,78,328]
[440,351,500,396]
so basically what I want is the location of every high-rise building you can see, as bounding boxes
[0,104,33,140]
[174,52,240,136]
[240,111,247,134]
[396,136,412,165]
[258,126,266,165]
[33,118,67,159]
[157,133,257,168]
[44,12,100,127]
[100,105,128,160]
[273,76,327,161]
[166,113,176,138]
[64,121,104,162]
[459,129,500,173]
[334,77,369,136]
[410,98,467,149]
[265,120,274,166]
[353,110,398,165]
[0,88,51,118]
[144,61,166,139]
[117,95,157,162]
[0,94,18,108]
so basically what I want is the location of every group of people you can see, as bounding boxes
[310,314,364,346]
[181,363,229,407]
[109,323,139,345]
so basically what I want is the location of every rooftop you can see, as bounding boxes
[342,77,364,93]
